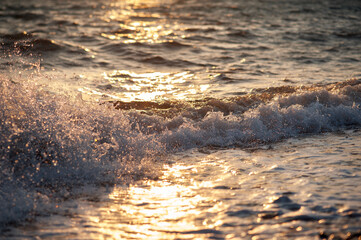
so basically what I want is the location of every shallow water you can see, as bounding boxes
[3,131,361,239]
[1,0,361,239]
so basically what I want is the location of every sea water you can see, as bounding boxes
[1,0,361,239]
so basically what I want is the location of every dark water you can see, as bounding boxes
[1,0,361,239]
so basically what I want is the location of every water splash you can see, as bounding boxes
[0,74,165,225]
[1,71,361,226]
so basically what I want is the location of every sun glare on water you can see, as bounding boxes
[101,0,178,44]
[78,70,209,102]
[73,0,208,103]
[75,161,227,239]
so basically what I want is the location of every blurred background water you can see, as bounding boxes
[1,0,360,100]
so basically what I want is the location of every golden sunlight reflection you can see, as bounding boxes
[101,23,175,44]
[78,70,210,102]
[44,150,305,239]
[78,0,209,102]
[78,161,228,239]
[116,0,173,8]
[102,0,179,44]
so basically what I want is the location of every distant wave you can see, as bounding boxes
[0,12,45,21]
[1,32,88,56]
[1,32,61,54]
[140,55,199,67]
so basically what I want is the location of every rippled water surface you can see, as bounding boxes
[1,0,361,100]
[1,0,361,239]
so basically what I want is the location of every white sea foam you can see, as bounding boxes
[1,74,361,225]
[159,80,361,149]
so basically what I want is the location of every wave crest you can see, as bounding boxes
[1,75,361,226]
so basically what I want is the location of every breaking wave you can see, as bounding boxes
[1,73,361,226]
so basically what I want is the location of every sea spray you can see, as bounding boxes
[0,74,165,225]
[1,72,361,226]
